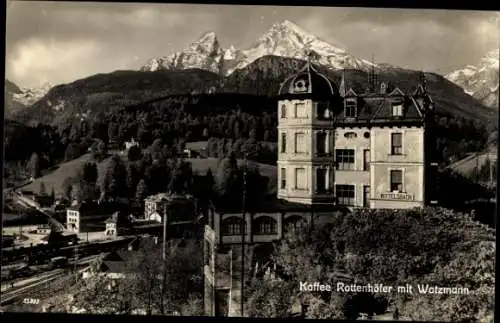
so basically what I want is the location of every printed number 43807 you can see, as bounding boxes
[23,298,40,304]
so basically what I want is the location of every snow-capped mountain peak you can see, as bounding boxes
[140,19,376,75]
[12,82,52,106]
[141,31,225,74]
[446,48,499,108]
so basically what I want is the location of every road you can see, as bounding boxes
[10,192,66,232]
[3,178,33,194]
[1,255,99,305]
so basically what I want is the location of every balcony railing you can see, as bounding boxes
[314,188,334,195]
[314,152,334,158]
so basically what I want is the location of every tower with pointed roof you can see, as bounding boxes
[276,61,436,209]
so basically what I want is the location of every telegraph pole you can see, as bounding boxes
[240,151,247,317]
[488,156,493,187]
[161,205,168,314]
[163,206,167,261]
[74,245,78,282]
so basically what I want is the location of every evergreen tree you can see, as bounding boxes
[62,177,74,201]
[28,152,41,178]
[39,181,46,195]
[50,187,55,201]
[216,152,241,207]
[127,146,142,162]
[135,179,149,206]
[101,154,127,199]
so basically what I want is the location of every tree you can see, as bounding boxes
[135,179,149,206]
[91,139,107,161]
[127,145,142,162]
[62,177,74,201]
[64,143,81,161]
[28,152,41,178]
[39,181,46,196]
[50,187,55,201]
[215,152,241,207]
[81,163,98,184]
[246,279,296,318]
[168,160,194,195]
[100,154,128,199]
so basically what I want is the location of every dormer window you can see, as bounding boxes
[345,99,357,118]
[392,103,403,117]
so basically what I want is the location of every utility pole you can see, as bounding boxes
[163,205,167,261]
[476,153,479,184]
[240,151,247,317]
[488,156,493,187]
[161,205,168,314]
[74,245,78,282]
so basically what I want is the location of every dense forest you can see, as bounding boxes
[58,148,267,214]
[4,91,495,182]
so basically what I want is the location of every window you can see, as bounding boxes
[336,185,355,206]
[316,132,327,155]
[316,168,327,193]
[294,133,306,153]
[281,133,287,153]
[254,217,277,235]
[317,101,331,120]
[363,186,370,208]
[391,133,403,155]
[280,167,286,189]
[222,217,245,236]
[392,103,403,117]
[335,149,355,170]
[390,170,403,192]
[295,168,307,190]
[344,132,357,139]
[345,99,357,118]
[363,149,370,171]
[284,216,305,233]
[295,102,307,118]
[281,105,287,118]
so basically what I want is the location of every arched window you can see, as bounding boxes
[284,215,306,233]
[221,216,245,236]
[253,216,278,235]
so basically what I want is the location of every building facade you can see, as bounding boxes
[66,202,114,233]
[277,63,435,209]
[206,201,344,245]
[144,193,197,222]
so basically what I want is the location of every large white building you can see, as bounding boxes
[276,63,436,209]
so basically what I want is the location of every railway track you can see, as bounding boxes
[1,261,95,306]
[2,236,136,265]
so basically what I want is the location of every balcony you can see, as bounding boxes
[314,188,334,195]
[314,152,334,159]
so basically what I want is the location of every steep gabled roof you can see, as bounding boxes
[345,88,358,97]
[388,87,405,97]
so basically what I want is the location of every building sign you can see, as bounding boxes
[380,193,414,201]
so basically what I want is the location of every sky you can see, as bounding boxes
[5,1,500,88]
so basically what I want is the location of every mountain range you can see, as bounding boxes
[4,80,52,117]
[140,20,376,75]
[446,49,499,109]
[4,20,498,126]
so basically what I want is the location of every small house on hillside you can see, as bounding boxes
[124,138,139,151]
[105,211,132,237]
